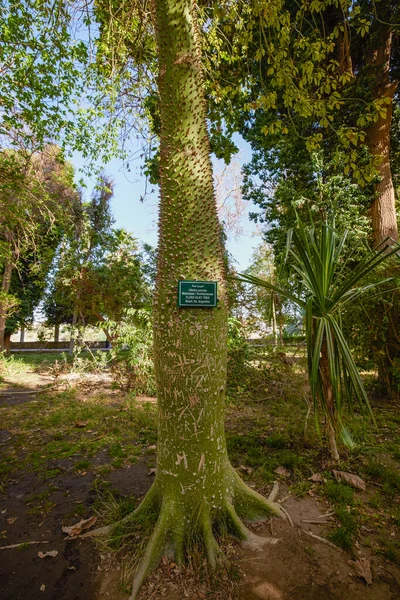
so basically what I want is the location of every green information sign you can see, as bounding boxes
[178,280,217,307]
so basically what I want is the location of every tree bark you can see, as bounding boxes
[127,1,283,596]
[69,310,77,354]
[271,294,278,347]
[20,324,25,343]
[54,322,60,343]
[364,23,399,397]
[0,258,13,352]
[319,339,339,462]
[4,331,11,353]
[365,24,398,246]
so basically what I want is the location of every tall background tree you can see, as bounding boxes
[43,176,147,348]
[203,0,400,394]
[0,145,78,350]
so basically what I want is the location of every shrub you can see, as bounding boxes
[227,318,249,394]
[108,309,156,396]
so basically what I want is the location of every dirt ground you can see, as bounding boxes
[1,364,400,600]
[1,460,399,600]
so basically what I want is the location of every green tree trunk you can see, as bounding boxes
[127,0,283,596]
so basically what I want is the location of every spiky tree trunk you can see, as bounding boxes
[127,0,282,597]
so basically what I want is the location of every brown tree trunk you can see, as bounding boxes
[0,258,13,352]
[20,324,25,343]
[4,331,11,353]
[320,339,339,462]
[69,310,77,354]
[365,25,398,246]
[364,24,399,397]
[54,323,60,343]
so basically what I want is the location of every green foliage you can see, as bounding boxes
[364,460,400,498]
[235,219,399,446]
[242,149,372,266]
[0,0,127,169]
[226,317,249,394]
[43,176,149,331]
[0,0,88,147]
[0,146,79,340]
[202,0,400,185]
[0,290,19,320]
[108,309,156,396]
[325,481,354,506]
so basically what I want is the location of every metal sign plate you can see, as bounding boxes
[178,280,217,307]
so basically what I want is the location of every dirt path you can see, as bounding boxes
[0,372,54,407]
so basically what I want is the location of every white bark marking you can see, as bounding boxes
[161,470,178,477]
[176,452,188,470]
[198,454,205,472]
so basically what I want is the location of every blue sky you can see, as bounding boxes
[72,134,262,271]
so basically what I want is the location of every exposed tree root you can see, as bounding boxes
[200,509,219,570]
[0,540,50,550]
[124,477,284,599]
[129,505,170,600]
[232,474,285,521]
[80,484,160,540]
[280,506,294,527]
[78,471,285,599]
[300,528,342,550]
[223,501,279,551]
[268,481,280,503]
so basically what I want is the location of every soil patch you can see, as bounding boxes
[0,372,54,407]
[0,460,152,600]
[238,516,399,600]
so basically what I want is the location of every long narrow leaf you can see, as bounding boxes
[232,273,306,308]
[310,319,325,401]
[327,315,375,424]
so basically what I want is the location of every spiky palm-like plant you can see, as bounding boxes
[236,220,399,461]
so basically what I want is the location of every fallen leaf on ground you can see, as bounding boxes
[309,473,324,482]
[6,517,17,524]
[238,465,253,474]
[40,584,46,592]
[333,470,366,491]
[147,444,157,450]
[275,466,289,477]
[348,557,372,585]
[75,421,88,428]
[148,468,157,476]
[38,550,59,558]
[62,516,97,537]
